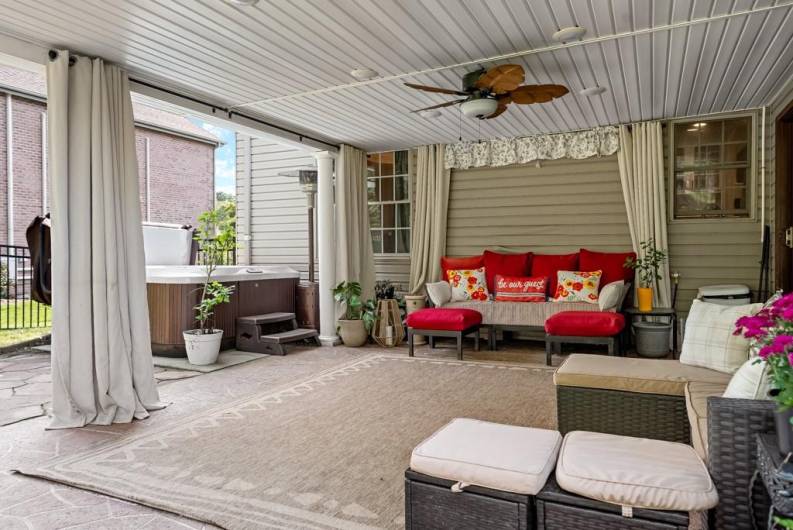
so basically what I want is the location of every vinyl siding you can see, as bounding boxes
[446,155,632,256]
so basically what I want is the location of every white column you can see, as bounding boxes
[315,150,339,346]
[6,93,14,244]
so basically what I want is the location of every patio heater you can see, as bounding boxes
[279,168,319,330]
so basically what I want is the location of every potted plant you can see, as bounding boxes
[734,293,793,454]
[183,207,236,365]
[333,281,375,347]
[623,238,668,312]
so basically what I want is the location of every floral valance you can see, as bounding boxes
[444,126,620,170]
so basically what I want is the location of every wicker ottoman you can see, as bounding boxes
[539,431,719,529]
[405,418,562,529]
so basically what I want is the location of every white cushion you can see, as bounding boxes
[426,281,452,307]
[723,358,771,399]
[679,299,763,374]
[555,431,719,512]
[598,280,625,311]
[410,418,561,495]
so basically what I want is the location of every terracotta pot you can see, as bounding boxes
[183,329,223,365]
[637,287,654,312]
[775,406,793,455]
[338,319,368,347]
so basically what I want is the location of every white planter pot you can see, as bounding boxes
[183,329,223,365]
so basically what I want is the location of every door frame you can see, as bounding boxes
[775,98,793,292]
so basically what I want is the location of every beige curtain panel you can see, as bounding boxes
[335,144,376,300]
[47,51,165,429]
[617,121,672,307]
[409,144,451,294]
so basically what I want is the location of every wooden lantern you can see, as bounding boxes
[372,299,405,347]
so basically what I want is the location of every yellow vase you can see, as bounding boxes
[637,287,654,312]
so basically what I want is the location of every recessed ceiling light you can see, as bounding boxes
[579,86,607,97]
[350,67,379,81]
[419,109,441,118]
[224,0,259,5]
[552,26,586,42]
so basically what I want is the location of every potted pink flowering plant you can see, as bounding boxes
[734,292,793,454]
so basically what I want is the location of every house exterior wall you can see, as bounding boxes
[0,91,215,246]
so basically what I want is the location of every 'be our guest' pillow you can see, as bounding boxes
[446,267,489,302]
[494,275,547,302]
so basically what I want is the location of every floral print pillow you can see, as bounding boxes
[446,267,489,302]
[552,270,602,304]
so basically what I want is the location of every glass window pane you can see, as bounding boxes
[723,186,747,211]
[367,177,379,202]
[675,123,700,146]
[382,204,395,228]
[367,153,380,177]
[698,121,721,144]
[395,150,408,175]
[371,230,383,253]
[397,203,410,228]
[397,229,410,254]
[380,152,394,176]
[368,204,382,228]
[394,176,408,201]
[724,143,748,163]
[724,117,749,142]
[381,177,394,201]
[383,229,396,254]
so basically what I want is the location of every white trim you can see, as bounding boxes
[6,93,13,244]
[40,110,46,214]
[760,107,766,241]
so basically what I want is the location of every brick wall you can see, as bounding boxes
[0,92,215,246]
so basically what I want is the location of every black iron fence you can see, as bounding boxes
[195,245,237,266]
[0,244,51,330]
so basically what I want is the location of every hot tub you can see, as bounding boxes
[146,265,300,357]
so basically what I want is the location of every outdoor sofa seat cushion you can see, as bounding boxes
[410,418,562,495]
[405,308,482,331]
[553,354,732,397]
[442,300,603,327]
[545,311,625,337]
[555,431,719,512]
[685,381,729,462]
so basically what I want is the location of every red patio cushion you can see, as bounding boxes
[545,311,625,337]
[531,253,579,297]
[406,308,483,331]
[441,255,484,282]
[579,248,637,288]
[483,250,532,293]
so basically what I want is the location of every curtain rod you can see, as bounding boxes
[46,49,338,150]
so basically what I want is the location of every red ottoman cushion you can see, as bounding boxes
[545,311,625,337]
[406,308,483,331]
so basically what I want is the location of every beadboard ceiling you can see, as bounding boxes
[0,0,791,151]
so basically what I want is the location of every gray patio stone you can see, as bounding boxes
[14,383,51,396]
[0,371,33,381]
[0,405,45,426]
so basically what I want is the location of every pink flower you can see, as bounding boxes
[759,345,776,360]
[773,334,793,352]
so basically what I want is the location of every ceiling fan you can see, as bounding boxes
[405,64,568,119]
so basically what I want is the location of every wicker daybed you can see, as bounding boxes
[554,354,775,530]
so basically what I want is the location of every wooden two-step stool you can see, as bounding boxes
[235,312,320,355]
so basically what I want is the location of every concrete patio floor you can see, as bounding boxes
[0,340,560,529]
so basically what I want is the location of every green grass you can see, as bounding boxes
[0,300,51,348]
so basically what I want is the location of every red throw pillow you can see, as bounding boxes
[531,253,579,297]
[482,250,532,293]
[494,275,546,302]
[441,255,484,281]
[579,248,637,288]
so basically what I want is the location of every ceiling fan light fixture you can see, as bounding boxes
[224,0,259,6]
[579,86,607,97]
[350,67,379,80]
[461,98,499,119]
[552,26,586,42]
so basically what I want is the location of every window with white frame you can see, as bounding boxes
[367,150,410,254]
[671,116,753,219]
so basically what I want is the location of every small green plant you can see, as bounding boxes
[0,262,7,299]
[192,207,236,334]
[333,281,376,332]
[623,238,668,289]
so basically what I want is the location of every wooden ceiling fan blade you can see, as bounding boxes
[404,82,468,96]
[510,84,569,104]
[410,99,466,113]
[475,64,525,94]
[484,102,509,119]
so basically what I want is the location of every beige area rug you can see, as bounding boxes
[18,354,556,529]
[152,350,269,373]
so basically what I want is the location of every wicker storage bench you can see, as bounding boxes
[537,478,689,529]
[405,470,534,529]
